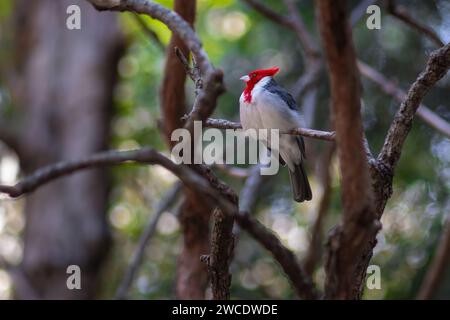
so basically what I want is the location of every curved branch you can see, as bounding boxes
[0,147,228,215]
[0,145,318,299]
[378,43,450,169]
[387,0,444,47]
[235,212,318,299]
[88,0,212,73]
[241,0,320,58]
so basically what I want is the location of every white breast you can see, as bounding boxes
[239,76,304,170]
[239,77,272,131]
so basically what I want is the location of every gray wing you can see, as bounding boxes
[263,78,298,111]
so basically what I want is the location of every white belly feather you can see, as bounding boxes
[239,77,304,171]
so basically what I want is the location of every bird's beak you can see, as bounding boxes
[240,75,250,82]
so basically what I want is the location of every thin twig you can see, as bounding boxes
[174,47,203,95]
[303,145,335,276]
[241,0,292,29]
[350,0,379,27]
[133,13,165,51]
[358,60,450,138]
[235,212,318,299]
[214,164,251,178]
[387,0,444,47]
[115,182,183,299]
[282,0,321,58]
[417,214,450,300]
[238,165,267,213]
[0,148,231,216]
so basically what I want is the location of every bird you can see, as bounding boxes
[239,66,312,202]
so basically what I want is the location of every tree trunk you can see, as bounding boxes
[159,0,211,299]
[10,0,123,299]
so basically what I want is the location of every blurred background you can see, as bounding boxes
[0,0,449,299]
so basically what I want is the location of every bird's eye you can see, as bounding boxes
[250,74,256,78]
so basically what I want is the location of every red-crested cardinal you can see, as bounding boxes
[239,67,312,202]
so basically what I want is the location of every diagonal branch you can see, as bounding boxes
[0,145,318,299]
[115,182,183,299]
[349,42,450,300]
[235,211,318,299]
[387,0,444,47]
[350,0,379,27]
[378,43,450,170]
[0,147,227,215]
[242,0,320,57]
[358,60,450,138]
[241,0,292,29]
[303,144,335,276]
[417,214,450,300]
[132,13,165,51]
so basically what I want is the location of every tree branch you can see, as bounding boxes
[378,43,450,170]
[133,13,165,51]
[115,182,183,299]
[317,0,378,299]
[235,212,318,299]
[387,0,444,47]
[207,207,235,300]
[174,47,203,96]
[303,145,335,276]
[350,0,379,27]
[88,0,212,73]
[417,214,450,300]
[241,0,292,29]
[358,60,450,138]
[242,0,320,57]
[347,42,450,300]
[282,0,321,58]
[238,165,267,213]
[88,0,225,135]
[0,146,320,299]
[0,147,225,215]
[204,118,336,141]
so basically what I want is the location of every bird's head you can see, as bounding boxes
[240,67,280,103]
[240,67,280,86]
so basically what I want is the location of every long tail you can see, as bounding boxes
[288,162,312,202]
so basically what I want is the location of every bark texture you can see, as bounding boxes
[316,0,378,299]
[158,0,210,299]
[11,0,123,299]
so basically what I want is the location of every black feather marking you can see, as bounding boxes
[296,136,306,159]
[263,78,298,111]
